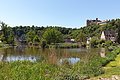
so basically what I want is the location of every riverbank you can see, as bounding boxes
[28,43,81,49]
[0,45,120,80]
[47,43,80,48]
[0,43,11,49]
[98,54,120,79]
[0,46,119,80]
[90,47,120,80]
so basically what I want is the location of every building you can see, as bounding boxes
[101,31,106,40]
[86,18,107,26]
[86,37,91,45]
[64,38,75,43]
[100,30,117,42]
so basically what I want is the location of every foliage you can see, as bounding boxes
[75,32,87,42]
[106,54,120,67]
[70,29,81,38]
[90,37,100,48]
[80,24,100,37]
[97,48,120,78]
[48,43,79,48]
[33,35,40,43]
[90,37,116,48]
[0,18,120,46]
[0,47,119,79]
[43,28,63,44]
[40,39,47,48]
[104,41,113,47]
[26,30,36,43]
[0,22,14,44]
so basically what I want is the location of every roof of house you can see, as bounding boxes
[103,30,117,41]
[104,30,116,37]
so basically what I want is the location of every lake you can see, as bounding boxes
[0,46,106,65]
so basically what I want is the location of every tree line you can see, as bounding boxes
[0,22,76,46]
[0,18,120,46]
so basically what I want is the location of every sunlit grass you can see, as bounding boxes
[106,54,120,67]
[98,67,120,78]
[95,51,120,78]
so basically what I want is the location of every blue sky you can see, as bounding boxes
[0,0,120,28]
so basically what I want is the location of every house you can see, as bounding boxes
[64,38,75,43]
[101,31,106,40]
[100,30,117,42]
[86,37,91,45]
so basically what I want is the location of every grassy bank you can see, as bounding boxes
[90,46,120,79]
[28,43,80,49]
[47,43,80,48]
[0,46,120,80]
[0,43,11,49]
[0,59,103,80]
[97,52,120,78]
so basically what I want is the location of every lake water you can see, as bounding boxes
[0,47,105,65]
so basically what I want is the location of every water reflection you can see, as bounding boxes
[15,45,26,52]
[59,58,80,65]
[0,54,3,61]
[0,47,103,65]
[100,48,106,58]
[5,56,37,62]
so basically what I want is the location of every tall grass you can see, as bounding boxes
[48,43,79,48]
[0,46,120,80]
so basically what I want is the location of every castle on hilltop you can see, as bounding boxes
[86,18,107,26]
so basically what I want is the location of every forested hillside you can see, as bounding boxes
[0,18,120,45]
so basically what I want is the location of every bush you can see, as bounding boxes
[56,43,79,48]
[90,37,100,48]
[99,40,105,44]
[40,40,47,48]
[105,41,113,47]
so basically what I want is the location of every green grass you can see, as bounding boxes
[106,54,120,67]
[0,46,120,80]
[101,67,120,77]
[93,49,120,79]
[0,61,61,80]
[0,56,104,80]
[100,54,120,78]
[48,43,79,48]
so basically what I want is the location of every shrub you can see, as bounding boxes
[40,40,47,48]
[105,41,113,47]
[90,37,100,48]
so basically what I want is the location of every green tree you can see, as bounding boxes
[90,37,100,48]
[6,27,14,44]
[75,32,86,42]
[7,33,14,44]
[26,30,36,43]
[33,35,40,43]
[43,28,63,44]
[0,22,8,42]
[70,30,80,38]
[0,22,14,44]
